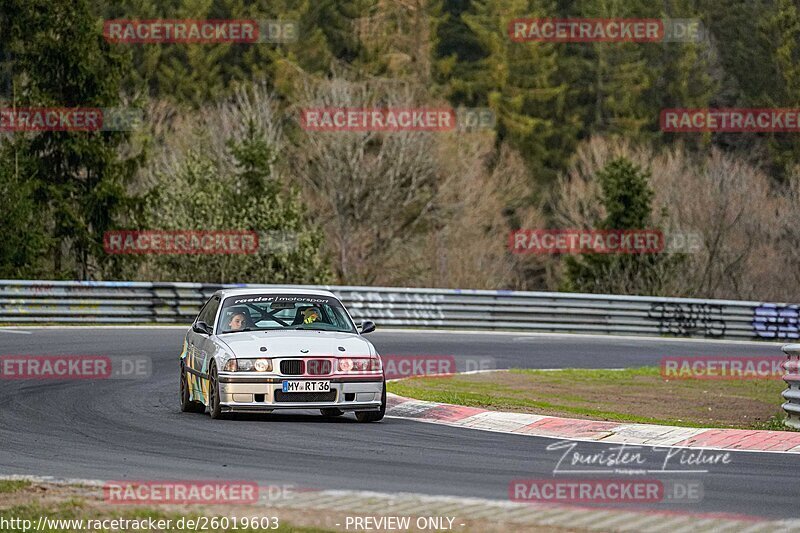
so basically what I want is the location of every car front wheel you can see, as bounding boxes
[208,364,225,419]
[355,381,386,423]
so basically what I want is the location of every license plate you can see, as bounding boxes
[282,380,330,393]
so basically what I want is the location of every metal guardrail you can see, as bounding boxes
[782,344,800,429]
[1,279,799,342]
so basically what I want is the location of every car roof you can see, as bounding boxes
[215,287,338,299]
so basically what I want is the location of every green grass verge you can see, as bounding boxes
[0,481,31,494]
[387,367,794,430]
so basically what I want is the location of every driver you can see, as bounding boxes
[303,307,320,324]
[227,311,247,331]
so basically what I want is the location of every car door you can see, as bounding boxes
[187,295,220,399]
[196,294,221,371]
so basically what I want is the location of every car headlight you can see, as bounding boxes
[337,357,381,373]
[254,358,271,372]
[222,359,271,372]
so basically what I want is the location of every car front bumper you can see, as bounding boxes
[217,374,383,413]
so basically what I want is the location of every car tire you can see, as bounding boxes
[355,381,386,423]
[320,408,344,417]
[208,364,225,420]
[180,364,205,413]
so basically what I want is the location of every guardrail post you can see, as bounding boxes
[781,344,800,429]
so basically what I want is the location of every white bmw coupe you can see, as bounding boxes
[179,288,385,422]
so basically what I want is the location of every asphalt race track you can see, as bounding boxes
[0,327,797,520]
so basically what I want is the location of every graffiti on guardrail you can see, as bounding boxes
[752,303,799,339]
[345,291,446,304]
[647,303,726,337]
[0,304,106,313]
[0,285,142,296]
[28,285,54,294]
[348,308,445,320]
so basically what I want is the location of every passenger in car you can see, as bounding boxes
[227,311,247,331]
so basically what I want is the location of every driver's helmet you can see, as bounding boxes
[303,307,320,324]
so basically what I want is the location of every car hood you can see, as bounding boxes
[217,330,376,358]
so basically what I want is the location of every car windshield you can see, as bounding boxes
[217,294,357,334]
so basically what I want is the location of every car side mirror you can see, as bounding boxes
[359,320,376,335]
[193,321,213,335]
